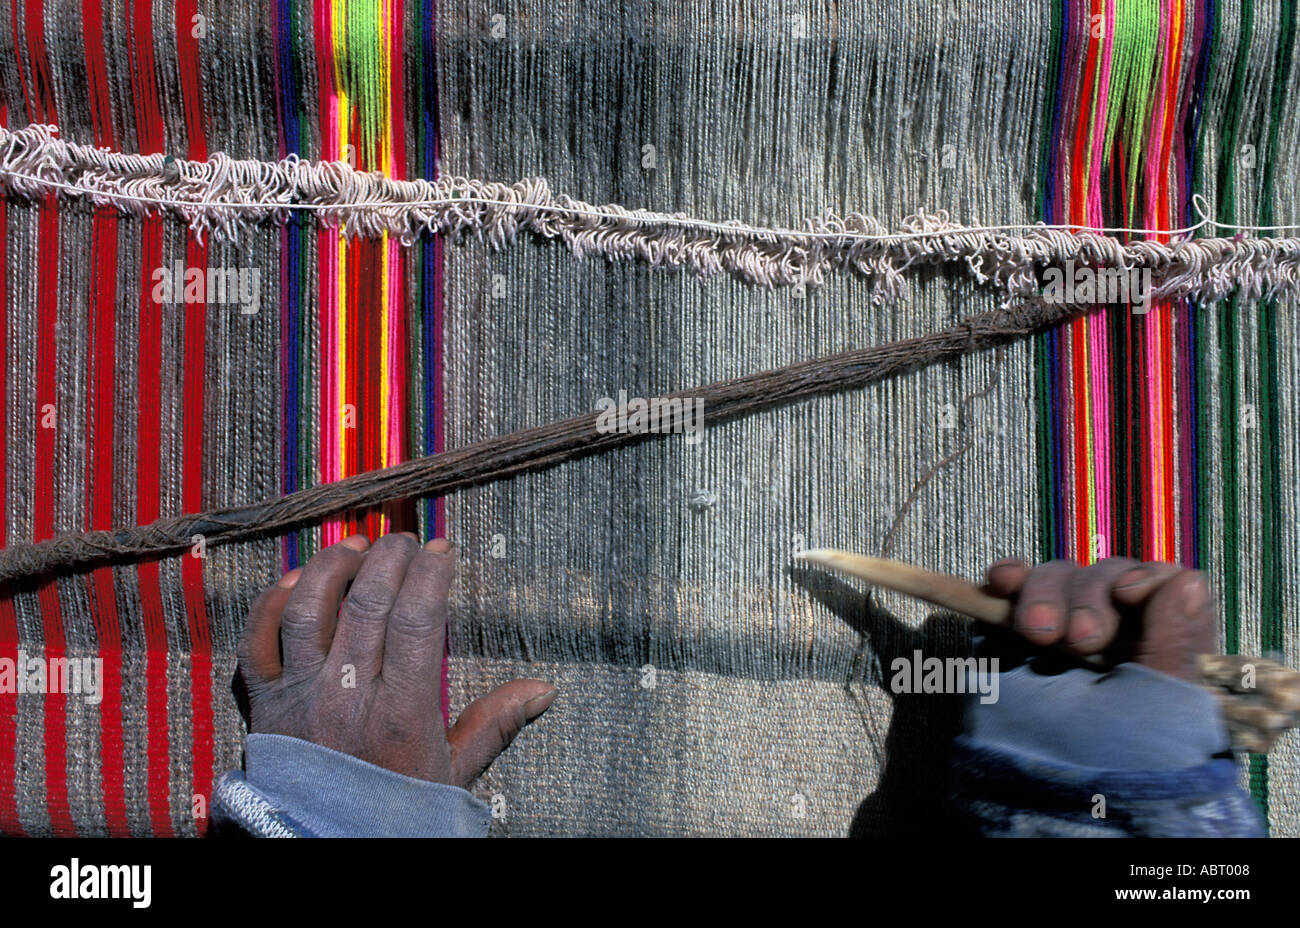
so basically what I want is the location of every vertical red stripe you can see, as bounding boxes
[1159,11,1183,560]
[345,162,360,533]
[363,238,380,538]
[385,0,413,535]
[389,0,411,537]
[346,237,358,532]
[81,0,129,837]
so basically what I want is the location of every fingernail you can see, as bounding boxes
[1020,602,1059,634]
[276,567,302,589]
[522,688,558,719]
[424,537,454,554]
[341,534,371,552]
[1114,568,1150,591]
[1182,572,1209,611]
[1067,607,1100,645]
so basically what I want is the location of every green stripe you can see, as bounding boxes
[1122,0,1159,219]
[1215,0,1252,656]
[1252,0,1296,829]
[348,0,386,158]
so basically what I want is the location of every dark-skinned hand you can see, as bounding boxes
[236,532,557,787]
[982,557,1217,684]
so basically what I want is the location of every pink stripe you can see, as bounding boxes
[317,0,342,545]
[1087,1,1116,554]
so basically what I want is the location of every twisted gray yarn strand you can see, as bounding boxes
[2,123,1300,302]
[0,299,1078,585]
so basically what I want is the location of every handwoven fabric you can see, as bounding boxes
[0,0,1296,837]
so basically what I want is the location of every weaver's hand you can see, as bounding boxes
[982,558,1217,684]
[236,532,557,786]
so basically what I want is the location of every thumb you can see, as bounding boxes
[447,679,557,787]
[1135,570,1216,683]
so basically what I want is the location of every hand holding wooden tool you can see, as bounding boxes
[796,549,1300,754]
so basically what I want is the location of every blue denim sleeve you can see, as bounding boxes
[950,638,1266,837]
[210,733,492,837]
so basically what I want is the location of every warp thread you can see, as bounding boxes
[2,123,1300,303]
[0,298,1079,585]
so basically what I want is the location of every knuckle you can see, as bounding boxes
[317,686,359,719]
[279,660,323,687]
[1025,561,1074,597]
[988,556,1026,572]
[314,545,353,571]
[279,607,320,640]
[1098,556,1138,574]
[313,545,361,580]
[378,532,419,554]
[387,603,435,636]
[985,559,1026,587]
[1033,559,1073,578]
[343,582,393,621]
[379,709,424,747]
[384,668,430,699]
[368,534,418,569]
[1073,565,1115,598]
[286,550,354,611]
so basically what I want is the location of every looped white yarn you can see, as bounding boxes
[3,123,1300,302]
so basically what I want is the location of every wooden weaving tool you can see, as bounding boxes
[797,549,1300,755]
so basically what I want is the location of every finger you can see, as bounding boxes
[983,558,1030,598]
[381,539,454,710]
[1061,557,1141,655]
[331,533,419,680]
[236,568,301,686]
[1110,560,1185,607]
[1012,560,1077,645]
[448,680,557,787]
[1136,570,1217,682]
[280,534,369,676]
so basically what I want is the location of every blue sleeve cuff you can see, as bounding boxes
[225,733,491,838]
[950,638,1265,836]
[967,657,1230,770]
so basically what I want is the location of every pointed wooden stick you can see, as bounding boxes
[797,549,1012,624]
[795,548,1300,754]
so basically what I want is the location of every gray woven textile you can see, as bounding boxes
[435,1,1296,835]
[0,0,1296,836]
[434,0,1044,836]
